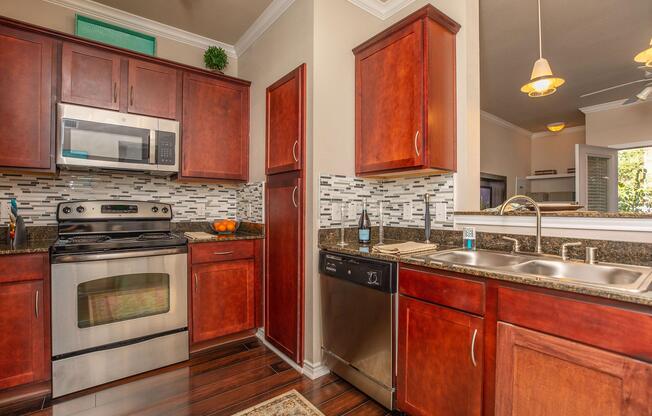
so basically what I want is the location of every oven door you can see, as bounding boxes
[51,248,187,357]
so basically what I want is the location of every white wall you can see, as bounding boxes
[531,127,585,174]
[480,113,531,197]
[0,0,238,75]
[584,101,652,148]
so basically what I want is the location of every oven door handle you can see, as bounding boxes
[51,246,187,263]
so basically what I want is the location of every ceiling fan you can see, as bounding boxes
[579,66,652,104]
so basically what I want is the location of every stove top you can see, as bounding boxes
[52,200,187,256]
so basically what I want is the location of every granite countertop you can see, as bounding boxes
[186,232,264,243]
[0,239,54,255]
[456,210,652,218]
[319,240,652,307]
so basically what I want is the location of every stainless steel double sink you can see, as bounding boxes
[407,249,652,293]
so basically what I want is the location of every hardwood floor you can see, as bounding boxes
[8,337,389,416]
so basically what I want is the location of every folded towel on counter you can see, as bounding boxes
[184,232,217,240]
[372,241,438,255]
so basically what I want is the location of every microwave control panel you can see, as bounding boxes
[156,131,176,165]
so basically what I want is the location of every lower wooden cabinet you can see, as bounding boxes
[191,259,255,343]
[0,254,49,391]
[495,323,652,416]
[397,295,483,416]
[189,240,262,346]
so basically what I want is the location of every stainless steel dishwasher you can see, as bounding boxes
[319,251,397,409]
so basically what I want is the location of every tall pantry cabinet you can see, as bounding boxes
[264,64,306,364]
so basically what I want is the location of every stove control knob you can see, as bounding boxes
[162,207,169,214]
[62,207,72,214]
[76,206,85,213]
[151,206,159,213]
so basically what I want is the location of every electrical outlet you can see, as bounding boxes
[196,203,206,219]
[0,200,8,222]
[247,203,252,218]
[403,202,412,220]
[332,204,342,221]
[348,202,358,221]
[436,203,447,222]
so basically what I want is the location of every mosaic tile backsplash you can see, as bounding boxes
[0,171,264,225]
[237,182,265,223]
[319,174,454,229]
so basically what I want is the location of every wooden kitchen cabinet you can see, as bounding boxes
[265,172,304,364]
[0,26,54,171]
[61,42,121,111]
[191,259,255,343]
[397,295,483,416]
[127,59,179,119]
[353,5,460,176]
[181,72,250,181]
[266,64,306,175]
[0,254,50,391]
[495,323,652,416]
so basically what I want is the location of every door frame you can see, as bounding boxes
[575,144,618,211]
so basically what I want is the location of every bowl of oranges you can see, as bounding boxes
[211,219,240,234]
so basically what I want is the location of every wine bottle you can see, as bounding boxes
[358,199,371,245]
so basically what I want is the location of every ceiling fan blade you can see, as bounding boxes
[622,96,640,105]
[580,79,649,98]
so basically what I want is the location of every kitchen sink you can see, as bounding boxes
[409,249,652,293]
[419,250,529,268]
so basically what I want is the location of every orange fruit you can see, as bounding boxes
[226,223,236,232]
[217,224,227,232]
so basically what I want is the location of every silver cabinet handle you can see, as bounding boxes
[292,140,299,162]
[213,251,234,255]
[35,289,39,318]
[130,85,134,106]
[470,328,478,367]
[113,82,117,103]
[414,130,420,156]
[292,186,298,208]
[193,273,198,293]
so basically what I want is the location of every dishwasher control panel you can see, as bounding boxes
[319,251,396,293]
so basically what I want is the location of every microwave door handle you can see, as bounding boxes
[149,130,157,164]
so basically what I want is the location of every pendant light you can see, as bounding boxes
[634,38,652,68]
[520,0,565,97]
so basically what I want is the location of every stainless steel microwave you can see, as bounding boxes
[57,103,179,175]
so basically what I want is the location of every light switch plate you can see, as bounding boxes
[196,202,206,219]
[348,202,358,221]
[436,203,447,222]
[403,202,412,220]
[332,204,342,221]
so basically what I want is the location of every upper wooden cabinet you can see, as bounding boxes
[62,42,121,111]
[266,64,306,175]
[0,26,54,171]
[127,59,179,119]
[181,72,249,181]
[353,5,460,176]
[495,323,652,416]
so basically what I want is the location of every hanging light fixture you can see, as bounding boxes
[634,38,652,68]
[546,122,566,132]
[520,0,565,97]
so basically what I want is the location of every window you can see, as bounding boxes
[618,147,652,212]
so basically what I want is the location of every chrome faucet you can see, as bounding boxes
[499,195,542,254]
[424,193,431,244]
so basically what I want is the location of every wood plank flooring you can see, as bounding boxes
[13,337,390,416]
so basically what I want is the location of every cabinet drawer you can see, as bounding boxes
[190,240,255,264]
[497,287,652,361]
[0,253,48,284]
[399,266,485,316]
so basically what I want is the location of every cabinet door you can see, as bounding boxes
[266,64,305,174]
[0,281,46,390]
[182,72,249,181]
[355,20,424,175]
[397,295,483,416]
[128,59,178,119]
[191,259,255,343]
[0,27,53,170]
[265,173,303,364]
[496,323,652,416]
[61,42,121,110]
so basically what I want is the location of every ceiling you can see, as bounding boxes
[93,0,273,44]
[480,0,652,132]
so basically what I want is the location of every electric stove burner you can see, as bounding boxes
[67,235,112,244]
[137,233,175,241]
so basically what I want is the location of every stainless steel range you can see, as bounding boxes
[50,200,188,398]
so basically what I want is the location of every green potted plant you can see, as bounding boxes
[204,46,228,73]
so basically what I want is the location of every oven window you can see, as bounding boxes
[62,119,150,164]
[77,273,170,328]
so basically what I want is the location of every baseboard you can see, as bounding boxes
[255,329,303,373]
[302,360,330,380]
[255,329,330,379]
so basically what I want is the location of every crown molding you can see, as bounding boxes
[531,125,586,139]
[42,0,237,58]
[579,98,650,114]
[234,0,296,57]
[480,111,532,137]
[347,0,417,20]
